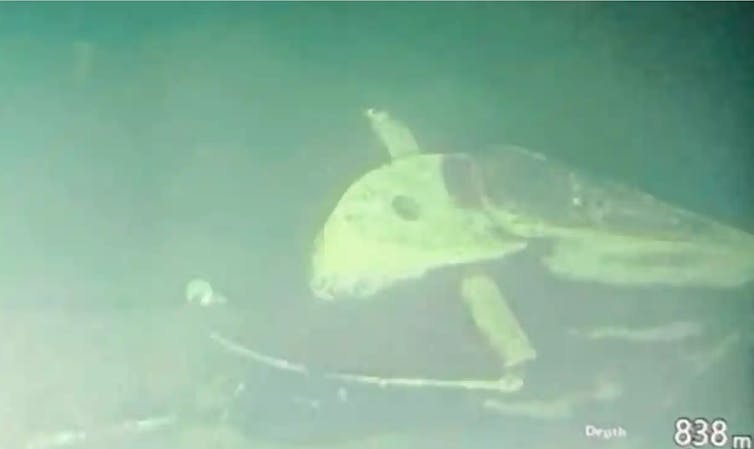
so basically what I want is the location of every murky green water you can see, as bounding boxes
[1,3,752,449]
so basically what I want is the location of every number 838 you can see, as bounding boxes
[674,417,729,448]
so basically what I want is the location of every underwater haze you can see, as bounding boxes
[1,3,753,449]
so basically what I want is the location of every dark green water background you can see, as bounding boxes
[1,3,752,448]
[2,2,753,307]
